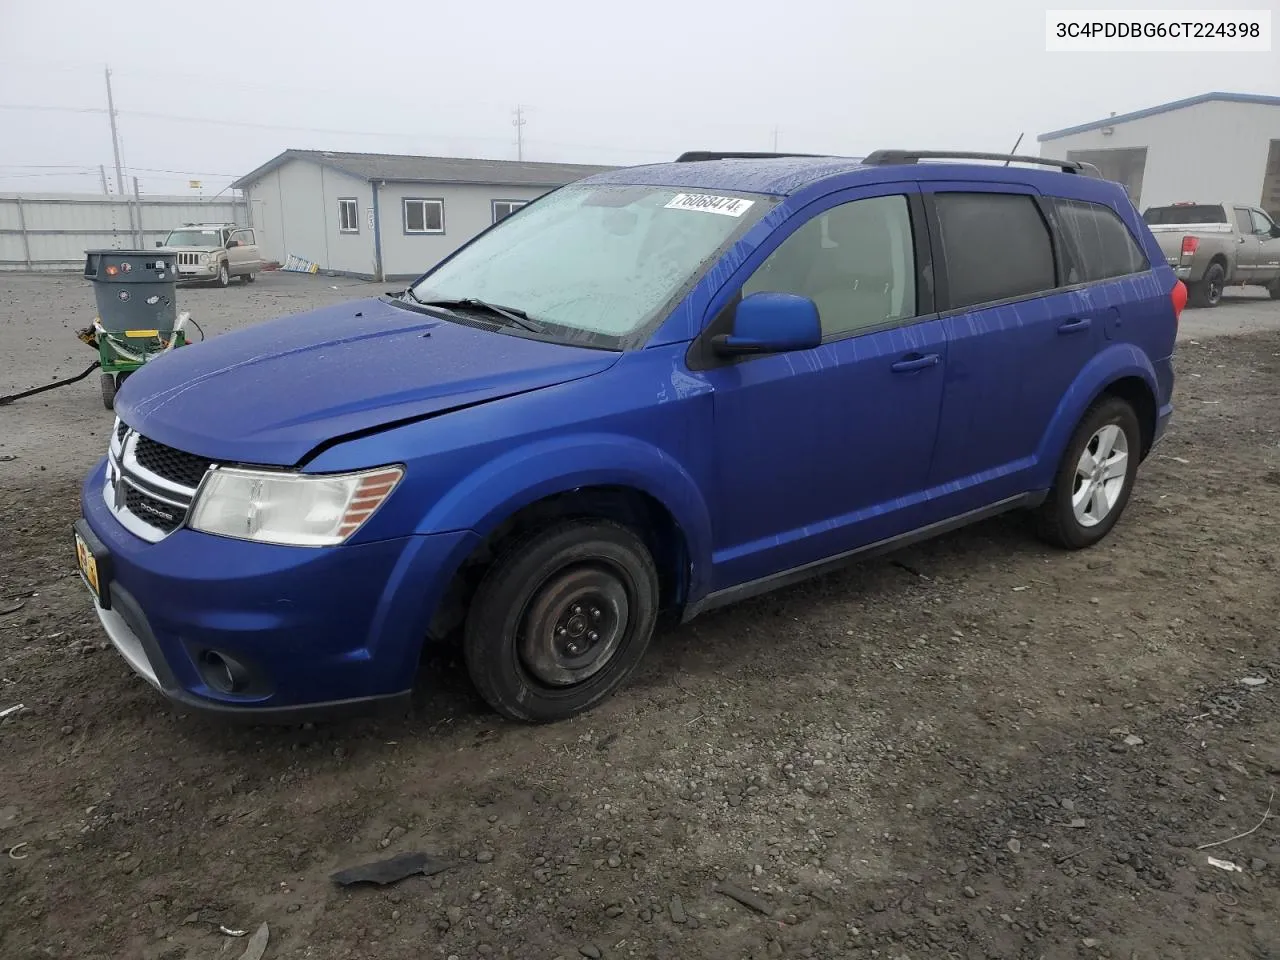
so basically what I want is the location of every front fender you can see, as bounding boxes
[1033,344,1158,487]
[417,433,715,599]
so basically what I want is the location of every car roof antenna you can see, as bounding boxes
[1004,133,1024,165]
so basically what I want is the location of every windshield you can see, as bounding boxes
[408,183,772,348]
[1142,205,1226,225]
[164,229,224,247]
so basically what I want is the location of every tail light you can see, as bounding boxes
[1171,279,1188,323]
[1180,235,1199,258]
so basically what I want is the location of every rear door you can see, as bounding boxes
[1233,207,1262,282]
[922,185,1098,506]
[1249,209,1280,283]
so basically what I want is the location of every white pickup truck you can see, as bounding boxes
[1142,202,1280,307]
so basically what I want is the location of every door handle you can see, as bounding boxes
[890,353,940,373]
[1057,318,1092,335]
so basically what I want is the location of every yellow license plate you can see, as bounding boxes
[74,533,100,599]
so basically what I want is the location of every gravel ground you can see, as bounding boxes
[1,273,1278,960]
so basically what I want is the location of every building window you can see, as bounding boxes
[403,198,445,234]
[338,198,359,234]
[492,200,528,223]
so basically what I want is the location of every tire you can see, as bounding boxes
[1188,262,1225,308]
[100,373,116,410]
[215,262,230,288]
[1034,396,1141,550]
[463,519,660,723]
[244,273,256,284]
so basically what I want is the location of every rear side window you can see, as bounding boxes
[1051,199,1149,283]
[1143,204,1227,225]
[933,193,1055,309]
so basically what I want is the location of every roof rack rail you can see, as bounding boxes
[860,150,1100,177]
[675,151,830,163]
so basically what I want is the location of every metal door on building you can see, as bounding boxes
[1262,140,1280,220]
[1066,148,1149,206]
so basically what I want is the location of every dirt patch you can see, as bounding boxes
[1,318,1278,959]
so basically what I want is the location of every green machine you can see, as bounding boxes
[80,249,190,409]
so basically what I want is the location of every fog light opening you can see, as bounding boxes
[200,650,250,694]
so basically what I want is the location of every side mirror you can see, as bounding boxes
[155,241,163,248]
[714,292,822,357]
[1270,223,1280,238]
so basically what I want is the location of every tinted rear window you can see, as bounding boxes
[1052,199,1150,284]
[934,193,1056,309]
[1142,204,1227,224]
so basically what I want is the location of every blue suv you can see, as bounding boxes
[74,150,1185,723]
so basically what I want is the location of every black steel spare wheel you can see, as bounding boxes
[521,566,629,686]
[464,520,659,722]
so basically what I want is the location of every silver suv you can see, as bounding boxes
[157,223,263,287]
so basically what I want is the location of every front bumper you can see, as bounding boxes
[176,263,220,280]
[79,458,479,720]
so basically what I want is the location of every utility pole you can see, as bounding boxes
[99,164,109,195]
[512,105,526,161]
[132,176,144,248]
[104,66,136,239]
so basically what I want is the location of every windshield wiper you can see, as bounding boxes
[397,286,428,305]
[415,297,546,333]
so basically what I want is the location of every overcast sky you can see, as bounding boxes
[1,0,1277,195]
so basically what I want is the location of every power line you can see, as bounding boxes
[0,163,101,170]
[0,170,99,179]
[0,102,699,157]
[0,101,701,163]
[129,166,240,177]
[0,103,106,115]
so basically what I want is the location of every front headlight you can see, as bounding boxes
[189,465,403,547]
[199,253,210,264]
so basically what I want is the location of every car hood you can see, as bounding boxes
[157,245,219,252]
[115,297,620,466]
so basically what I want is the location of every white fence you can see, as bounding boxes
[0,193,250,272]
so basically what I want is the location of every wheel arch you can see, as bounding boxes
[1034,345,1160,485]
[415,434,714,641]
[1100,375,1157,458]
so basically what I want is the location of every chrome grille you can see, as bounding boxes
[177,252,201,266]
[122,484,185,533]
[105,418,214,543]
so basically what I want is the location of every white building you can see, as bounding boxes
[231,150,613,281]
[1038,92,1280,215]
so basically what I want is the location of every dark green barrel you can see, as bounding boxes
[83,250,178,335]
